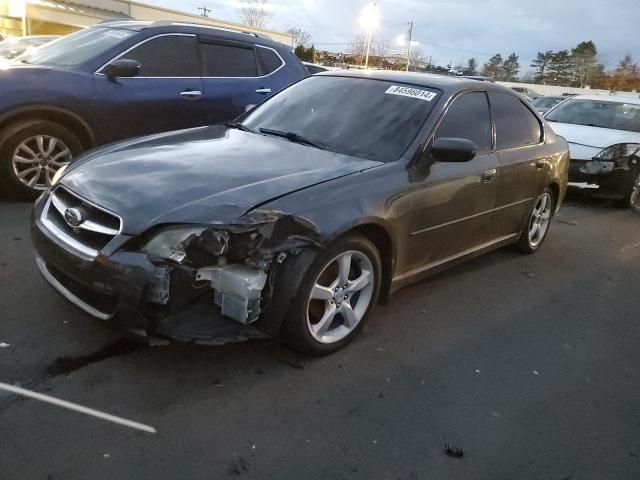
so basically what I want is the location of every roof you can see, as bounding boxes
[318,70,513,94]
[569,94,640,105]
[97,20,282,46]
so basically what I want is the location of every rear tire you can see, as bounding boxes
[516,187,555,254]
[627,171,640,214]
[281,234,382,356]
[0,120,83,200]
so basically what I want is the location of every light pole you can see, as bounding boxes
[406,21,413,72]
[359,3,379,68]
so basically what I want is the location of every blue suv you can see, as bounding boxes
[0,21,307,199]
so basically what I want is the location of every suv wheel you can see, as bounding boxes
[0,120,82,200]
[630,171,640,214]
[517,187,555,254]
[282,234,382,355]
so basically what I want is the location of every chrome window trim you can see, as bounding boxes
[95,33,285,80]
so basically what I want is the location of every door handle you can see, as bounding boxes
[481,168,497,183]
[535,159,546,170]
[255,88,272,94]
[180,90,202,98]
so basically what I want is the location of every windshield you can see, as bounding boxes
[532,97,564,109]
[546,98,640,132]
[0,37,49,59]
[243,76,439,162]
[18,28,135,67]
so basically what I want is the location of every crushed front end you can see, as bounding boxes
[31,186,322,345]
[569,143,640,200]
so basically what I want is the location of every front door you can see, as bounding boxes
[407,91,499,271]
[93,34,207,143]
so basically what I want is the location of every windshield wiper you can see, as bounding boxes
[259,128,327,150]
[224,121,255,133]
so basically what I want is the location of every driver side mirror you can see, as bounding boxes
[430,137,477,162]
[104,59,141,81]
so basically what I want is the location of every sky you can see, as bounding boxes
[143,0,640,71]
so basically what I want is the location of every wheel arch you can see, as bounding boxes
[0,106,95,149]
[547,181,560,213]
[330,219,396,305]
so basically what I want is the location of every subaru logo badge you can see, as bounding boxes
[64,208,82,227]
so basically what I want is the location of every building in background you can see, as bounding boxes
[0,0,291,43]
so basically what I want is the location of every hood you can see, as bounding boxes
[61,126,382,235]
[547,121,640,160]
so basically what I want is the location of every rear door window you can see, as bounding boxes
[490,92,542,150]
[200,42,258,77]
[256,47,283,75]
[120,35,199,77]
[434,91,493,154]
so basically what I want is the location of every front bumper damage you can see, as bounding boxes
[32,200,323,345]
[568,154,640,198]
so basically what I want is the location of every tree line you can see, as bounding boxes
[461,41,640,90]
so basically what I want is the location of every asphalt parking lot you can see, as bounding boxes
[0,192,638,480]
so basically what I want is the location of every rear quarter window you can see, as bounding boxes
[257,47,283,75]
[490,91,542,150]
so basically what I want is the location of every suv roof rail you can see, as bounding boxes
[150,20,262,38]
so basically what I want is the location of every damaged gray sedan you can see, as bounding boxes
[31,71,569,354]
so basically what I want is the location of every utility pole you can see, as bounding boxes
[405,21,413,72]
[198,5,211,17]
[364,30,372,68]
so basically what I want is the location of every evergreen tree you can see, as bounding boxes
[481,54,503,79]
[531,51,554,84]
[571,41,598,87]
[502,53,520,81]
[463,57,478,76]
[547,50,573,85]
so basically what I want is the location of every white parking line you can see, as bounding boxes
[0,381,157,434]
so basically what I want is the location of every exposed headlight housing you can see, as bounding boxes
[593,143,640,162]
[142,226,229,263]
[50,164,68,186]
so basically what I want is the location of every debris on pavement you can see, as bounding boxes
[555,219,578,226]
[522,271,536,279]
[0,342,9,348]
[444,444,464,458]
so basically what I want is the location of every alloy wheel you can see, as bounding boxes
[11,135,72,190]
[528,192,552,247]
[306,250,375,344]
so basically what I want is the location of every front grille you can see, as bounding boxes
[41,186,121,257]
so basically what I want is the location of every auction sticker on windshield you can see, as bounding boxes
[385,85,437,102]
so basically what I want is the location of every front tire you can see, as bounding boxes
[0,120,82,200]
[516,188,555,254]
[628,171,640,214]
[281,234,382,355]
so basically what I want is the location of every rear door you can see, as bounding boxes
[93,33,206,142]
[407,91,500,270]
[489,91,547,237]
[198,38,282,125]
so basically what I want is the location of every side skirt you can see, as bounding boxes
[389,234,518,295]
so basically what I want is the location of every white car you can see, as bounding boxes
[544,94,640,212]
